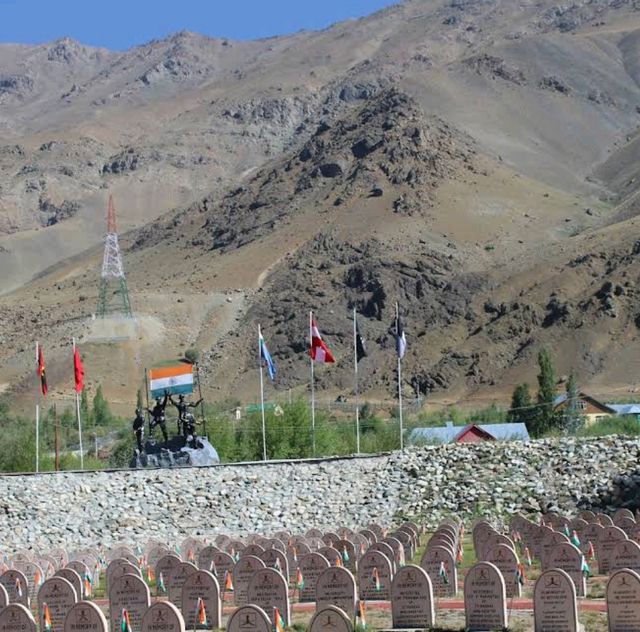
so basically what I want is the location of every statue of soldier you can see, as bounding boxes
[147,392,169,442]
[132,408,145,452]
[181,410,201,446]
[169,393,202,435]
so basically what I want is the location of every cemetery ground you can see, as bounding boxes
[82,532,611,632]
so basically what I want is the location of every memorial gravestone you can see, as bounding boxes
[308,606,352,632]
[0,569,29,607]
[0,604,36,632]
[316,567,357,619]
[167,562,197,613]
[64,601,108,632]
[109,573,150,632]
[611,539,640,573]
[298,553,330,603]
[420,546,457,597]
[485,544,521,598]
[181,570,220,630]
[226,605,270,632]
[357,550,392,601]
[607,568,640,632]
[547,543,586,598]
[141,602,185,632]
[37,576,78,632]
[233,555,266,607]
[247,569,290,626]
[54,570,82,603]
[464,562,508,632]
[599,526,628,575]
[533,568,582,632]
[390,565,434,629]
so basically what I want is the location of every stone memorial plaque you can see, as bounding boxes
[317,547,341,567]
[582,523,603,561]
[366,524,386,540]
[233,555,266,606]
[259,549,288,579]
[420,545,457,597]
[109,573,150,632]
[599,526,628,575]
[305,529,324,540]
[180,538,204,562]
[309,606,353,632]
[40,557,58,577]
[0,604,36,632]
[37,576,78,632]
[227,541,246,557]
[146,547,171,571]
[390,531,414,561]
[247,569,290,626]
[155,555,181,594]
[196,547,220,574]
[307,538,324,552]
[298,553,330,603]
[382,538,405,568]
[211,551,234,580]
[614,509,636,524]
[181,570,220,630]
[64,601,108,632]
[316,567,357,619]
[65,564,90,598]
[0,569,29,607]
[359,530,377,546]
[534,568,581,632]
[267,539,286,554]
[13,562,43,603]
[611,540,640,573]
[547,543,586,597]
[607,568,640,632]
[598,513,615,527]
[485,544,521,598]
[391,565,434,629]
[617,517,638,539]
[333,541,356,574]
[226,605,270,632]
[107,547,135,563]
[240,545,264,559]
[214,535,231,550]
[464,562,507,632]
[141,601,185,632]
[55,570,82,603]
[578,510,596,522]
[323,533,340,548]
[472,525,496,560]
[167,562,197,612]
[272,531,291,545]
[357,550,392,601]
[106,560,140,593]
[369,543,395,570]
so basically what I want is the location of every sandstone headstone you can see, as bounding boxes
[155,555,181,594]
[64,601,108,632]
[259,549,288,579]
[582,523,604,561]
[37,576,78,632]
[233,555,266,606]
[298,553,330,603]
[141,602,185,632]
[106,560,140,594]
[464,562,507,632]
[247,569,290,626]
[390,565,434,629]
[547,543,587,597]
[420,545,457,597]
[359,530,377,546]
[0,569,29,607]
[241,545,264,559]
[534,568,582,632]
[333,541,356,573]
[323,533,340,548]
[599,526,628,575]
[390,531,414,561]
[214,535,231,550]
[167,562,197,612]
[55,570,82,603]
[226,605,270,632]
[316,567,357,619]
[318,547,341,567]
[366,524,385,540]
[181,570,220,630]
[607,568,640,632]
[485,544,521,598]
[0,604,36,632]
[146,547,171,572]
[65,563,90,596]
[180,538,204,563]
[611,540,640,573]
[109,573,150,632]
[0,583,8,608]
[383,537,405,568]
[357,550,392,601]
[107,547,135,563]
[599,513,615,527]
[309,606,353,632]
[13,562,43,603]
[210,551,234,581]
[305,529,323,540]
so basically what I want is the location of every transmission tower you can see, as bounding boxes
[96,195,133,318]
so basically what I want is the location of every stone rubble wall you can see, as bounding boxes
[2,437,638,551]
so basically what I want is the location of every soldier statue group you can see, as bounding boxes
[132,391,203,453]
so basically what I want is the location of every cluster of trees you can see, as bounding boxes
[507,349,583,437]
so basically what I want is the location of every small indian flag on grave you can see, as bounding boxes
[372,567,381,592]
[121,609,132,632]
[341,546,350,563]
[43,604,52,632]
[587,541,596,561]
[15,578,22,597]
[157,572,166,594]
[581,555,591,577]
[209,561,217,576]
[196,597,207,627]
[146,566,155,582]
[148,364,194,398]
[295,568,305,590]
[335,556,343,568]
[83,573,93,598]
[356,599,366,629]
[224,570,234,592]
[563,524,571,537]
[187,549,195,563]
[34,569,42,587]
[571,530,581,547]
[456,545,463,564]
[291,547,298,563]
[274,558,282,574]
[273,607,285,632]
[516,563,525,586]
[438,561,449,584]
[524,547,532,567]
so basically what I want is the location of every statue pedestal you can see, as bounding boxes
[131,435,220,468]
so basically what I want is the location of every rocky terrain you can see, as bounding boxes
[0,437,637,550]
[6,0,640,409]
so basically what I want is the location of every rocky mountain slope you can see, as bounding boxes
[4,0,640,408]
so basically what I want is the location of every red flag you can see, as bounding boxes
[37,344,48,396]
[73,347,84,393]
[310,316,335,363]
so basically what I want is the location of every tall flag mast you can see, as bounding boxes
[353,308,367,454]
[395,302,407,451]
[309,312,335,456]
[97,195,133,318]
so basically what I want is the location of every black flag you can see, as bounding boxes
[355,317,367,362]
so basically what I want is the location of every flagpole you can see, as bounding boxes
[396,302,404,452]
[309,310,316,457]
[35,341,40,474]
[73,338,84,470]
[258,324,267,462]
[353,308,360,454]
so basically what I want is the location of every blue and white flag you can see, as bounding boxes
[259,329,277,381]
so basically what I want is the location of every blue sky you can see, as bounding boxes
[0,0,398,50]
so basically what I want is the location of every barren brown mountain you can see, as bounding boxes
[4,0,640,412]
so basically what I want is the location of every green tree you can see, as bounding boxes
[92,385,111,426]
[562,373,584,434]
[535,348,558,436]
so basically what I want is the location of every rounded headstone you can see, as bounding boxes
[0,603,36,632]
[391,565,434,629]
[316,567,356,619]
[37,576,78,632]
[533,568,580,632]
[227,605,271,632]
[464,562,507,632]
[247,568,290,626]
[64,601,108,632]
[309,606,353,632]
[109,573,150,632]
[181,570,220,630]
[607,568,640,632]
[141,602,185,632]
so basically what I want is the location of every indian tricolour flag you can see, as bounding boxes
[148,365,194,398]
